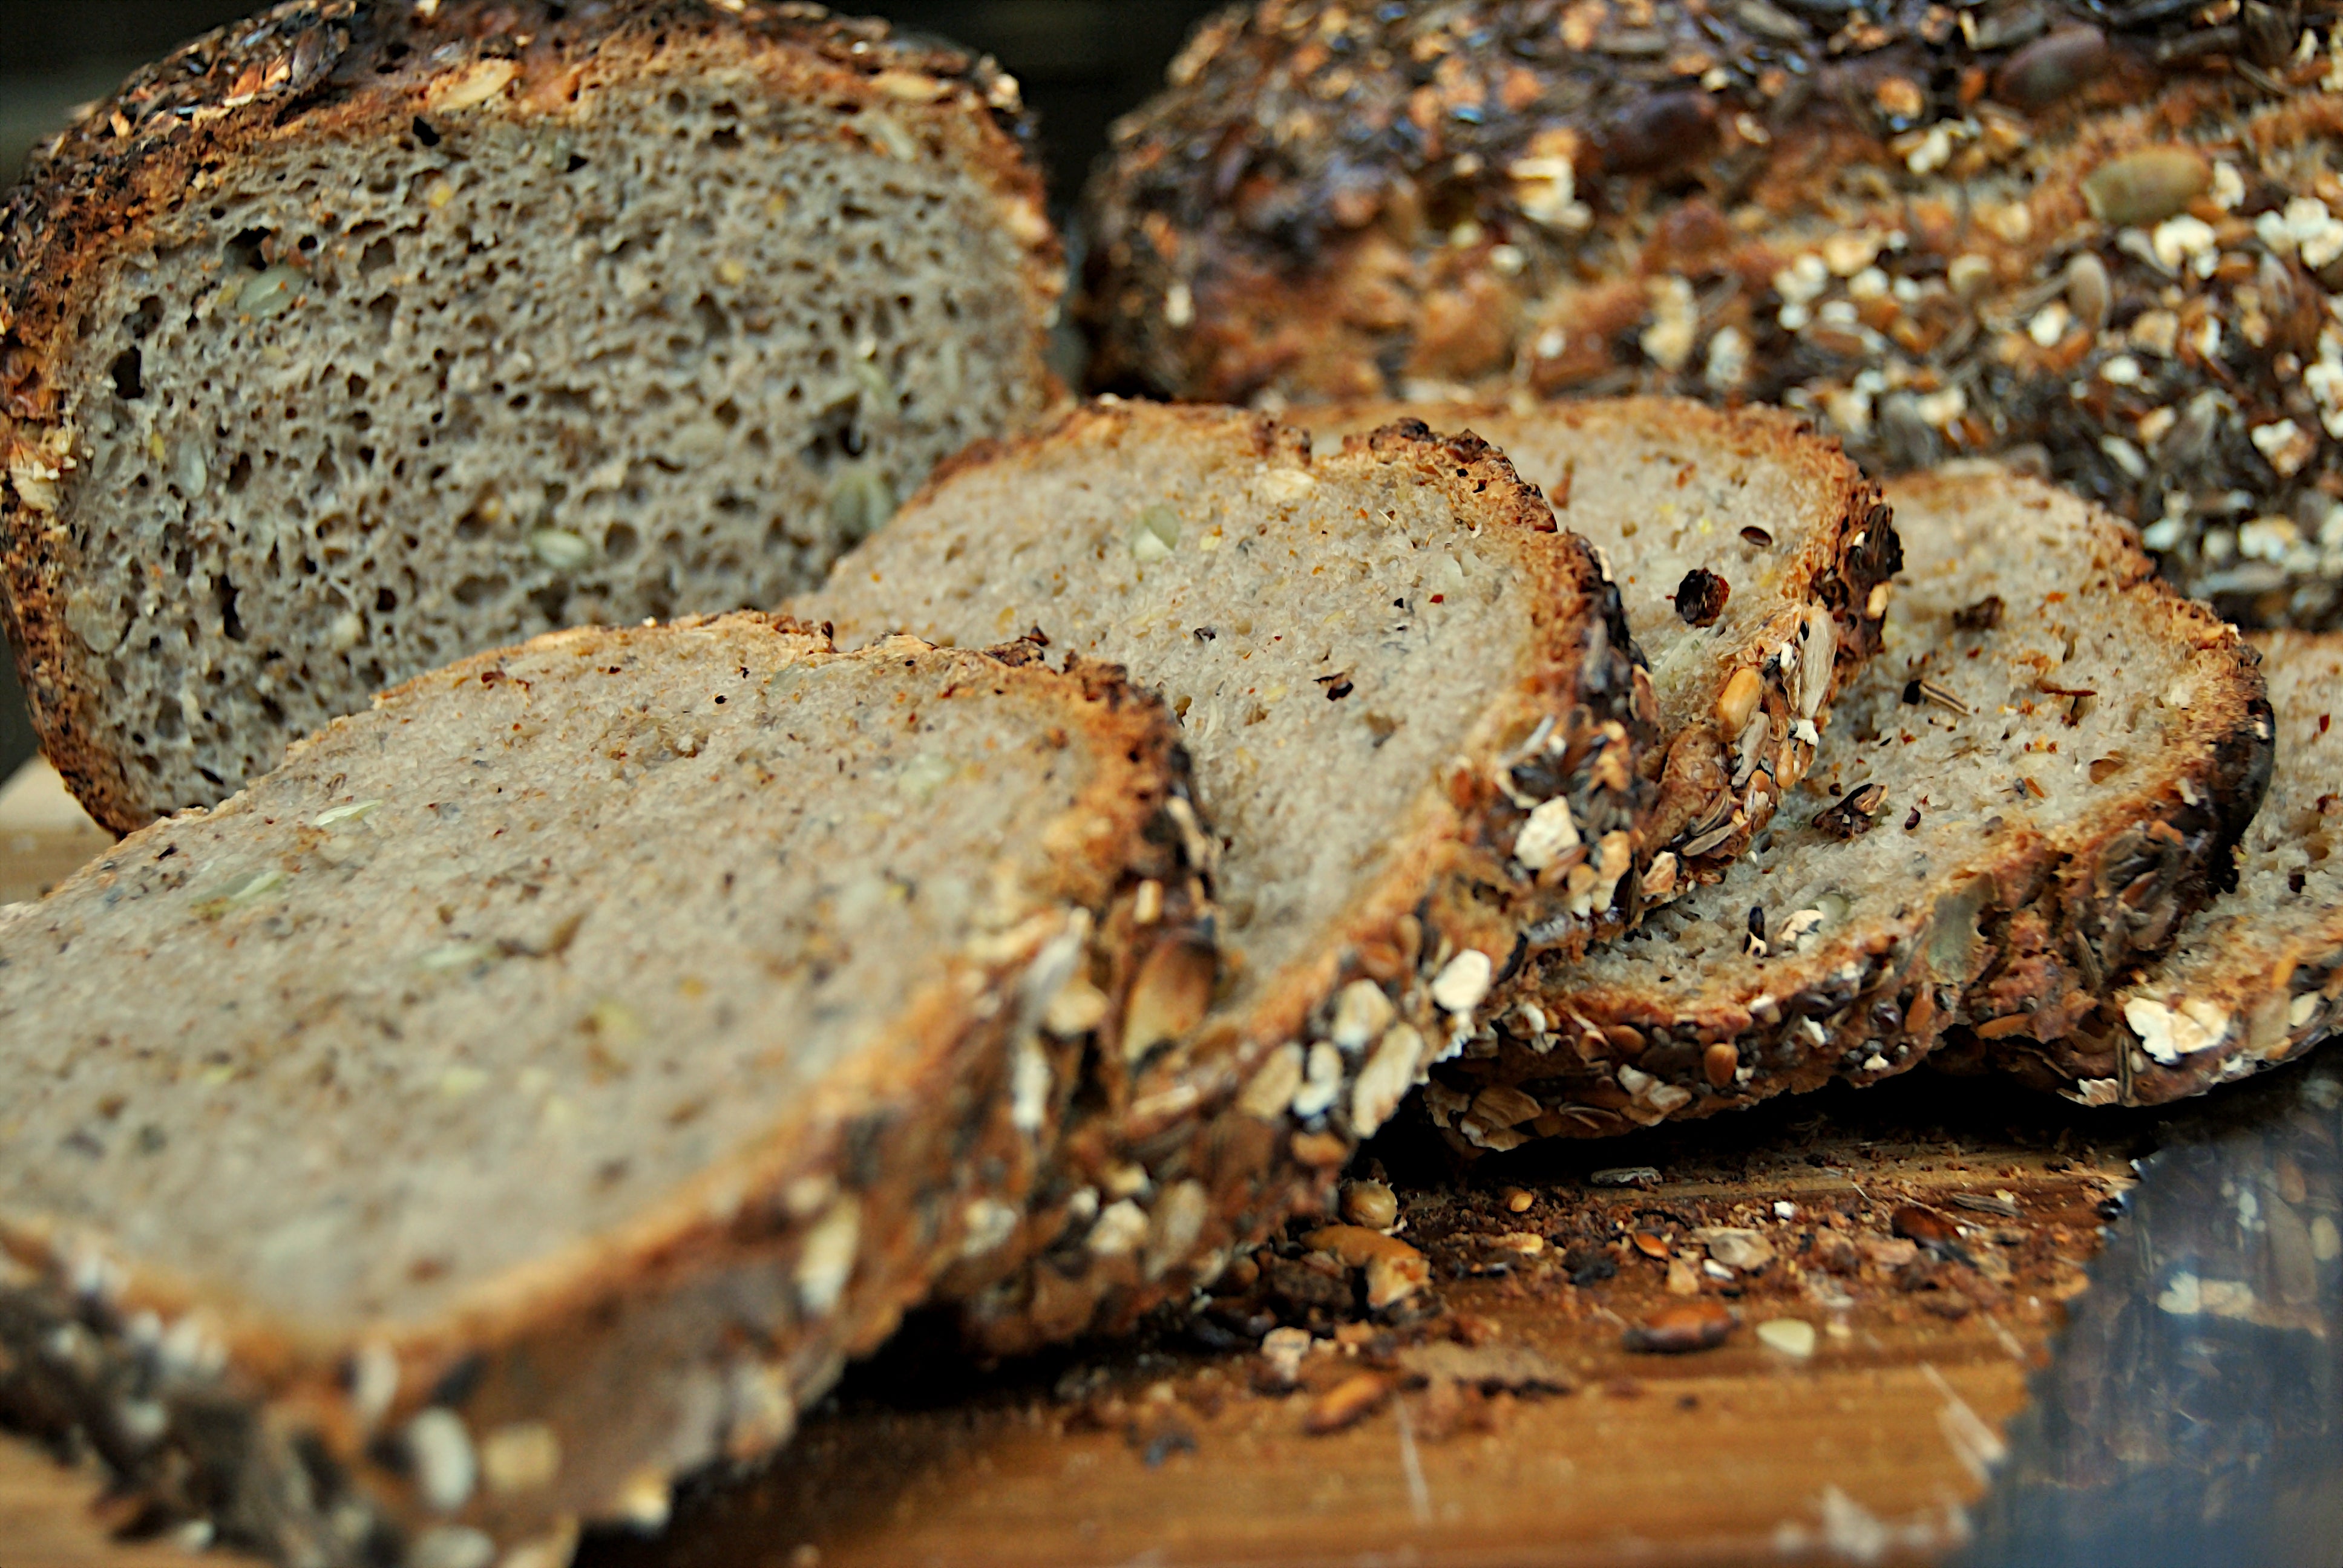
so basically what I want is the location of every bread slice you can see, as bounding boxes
[798,399,1658,1348]
[1303,399,1899,884]
[0,615,1207,1567]
[1426,466,2272,1147]
[1987,632,2343,1107]
[0,0,1064,835]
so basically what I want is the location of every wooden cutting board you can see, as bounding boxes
[0,761,2134,1568]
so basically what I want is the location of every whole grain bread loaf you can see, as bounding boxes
[1984,631,2343,1106]
[0,0,1064,835]
[1425,466,2271,1147]
[799,399,1658,1348]
[0,614,1208,1567]
[1304,399,1899,887]
[1082,0,2343,626]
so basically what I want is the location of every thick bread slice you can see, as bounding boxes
[1424,466,2272,1146]
[1305,399,1900,884]
[0,0,1063,835]
[799,399,1657,1348]
[1988,633,2343,1107]
[0,615,1207,1567]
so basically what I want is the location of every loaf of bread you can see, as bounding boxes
[0,0,1064,835]
[1427,466,2272,1146]
[1083,0,2343,625]
[802,399,1658,1347]
[1985,630,2343,1106]
[0,615,1207,1567]
[1303,398,1898,888]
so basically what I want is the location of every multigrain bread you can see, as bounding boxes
[798,399,1658,1347]
[1303,399,1899,885]
[1081,0,2343,626]
[0,615,1208,1567]
[0,0,1064,834]
[1986,632,2343,1107]
[1424,467,2272,1147]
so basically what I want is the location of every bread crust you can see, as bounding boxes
[0,0,1064,837]
[1984,630,2343,1107]
[1303,397,1901,894]
[804,397,1663,1350]
[0,613,1205,1566]
[1424,468,2273,1145]
[1081,0,2343,625]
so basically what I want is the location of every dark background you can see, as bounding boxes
[0,0,1224,792]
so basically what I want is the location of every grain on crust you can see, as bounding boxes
[798,397,1659,1348]
[1987,631,2343,1106]
[1302,397,1900,892]
[0,613,1207,1567]
[1426,466,2271,1147]
[0,0,1064,835]
[1081,0,2343,626]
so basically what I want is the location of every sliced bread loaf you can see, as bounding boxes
[1426,466,2272,1147]
[1080,0,2341,626]
[1988,632,2343,1107]
[1304,399,1899,884]
[0,615,1207,1567]
[0,0,1064,835]
[799,399,1658,1348]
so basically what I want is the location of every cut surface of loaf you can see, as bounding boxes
[1304,399,1899,882]
[0,0,1063,834]
[1426,466,2272,1147]
[0,615,1204,1567]
[1990,632,2343,1106]
[1082,0,2343,626]
[799,399,1657,1348]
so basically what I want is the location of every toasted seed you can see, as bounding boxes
[1503,1186,1535,1214]
[1892,1204,1961,1248]
[1674,568,1731,627]
[1305,1372,1394,1434]
[1631,1231,1671,1259]
[1951,595,2005,632]
[1303,1225,1431,1309]
[1948,1191,2022,1217]
[1815,781,1887,840]
[1716,667,1765,734]
[1703,1042,1739,1088]
[2082,146,2209,228]
[1590,1166,1661,1187]
[1755,1318,1818,1358]
[1122,936,1216,1059]
[1342,1178,1400,1230]
[1624,1301,1734,1353]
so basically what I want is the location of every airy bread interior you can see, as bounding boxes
[42,59,1054,823]
[0,618,1118,1334]
[811,407,1567,1030]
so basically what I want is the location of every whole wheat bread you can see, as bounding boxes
[0,0,1063,835]
[799,399,1657,1349]
[1427,466,2271,1146]
[1305,399,1899,884]
[0,614,1207,1567]
[1079,0,2343,626]
[1986,632,2343,1106]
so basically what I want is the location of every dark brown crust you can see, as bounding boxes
[1303,397,1901,895]
[0,612,1207,1566]
[0,0,1062,838]
[804,396,1661,1351]
[1423,468,2274,1145]
[1080,0,2343,626]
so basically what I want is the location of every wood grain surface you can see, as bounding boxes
[0,762,2137,1568]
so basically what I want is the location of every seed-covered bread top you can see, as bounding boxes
[1081,0,2343,626]
[1305,398,1899,878]
[802,398,1656,1348]
[1995,632,2343,1107]
[0,613,1204,1564]
[1428,466,2270,1146]
[0,0,1064,834]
